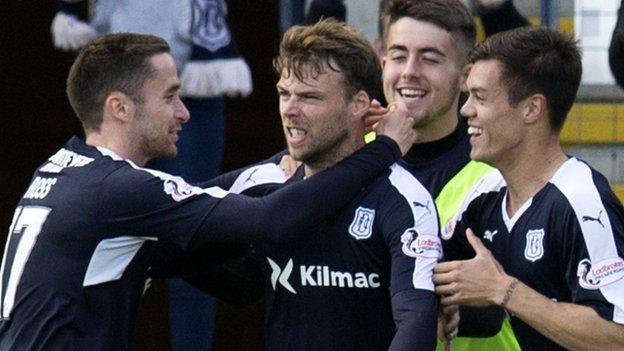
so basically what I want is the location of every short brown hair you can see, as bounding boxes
[66,33,170,132]
[380,0,476,61]
[469,26,581,132]
[273,19,382,100]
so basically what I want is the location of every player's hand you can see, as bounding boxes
[433,228,511,307]
[373,101,415,155]
[279,155,300,178]
[364,99,387,133]
[437,304,459,351]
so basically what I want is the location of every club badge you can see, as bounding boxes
[348,207,375,240]
[524,229,545,262]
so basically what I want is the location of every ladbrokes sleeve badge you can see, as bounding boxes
[401,228,442,259]
[577,257,624,290]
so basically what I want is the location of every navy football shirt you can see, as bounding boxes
[200,156,441,350]
[443,158,624,350]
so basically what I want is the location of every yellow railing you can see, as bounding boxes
[613,184,624,204]
[474,16,574,43]
[562,104,624,143]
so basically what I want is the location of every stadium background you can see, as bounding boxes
[1,0,623,349]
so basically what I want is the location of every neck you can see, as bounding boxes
[500,136,567,217]
[413,99,460,144]
[303,136,365,177]
[86,130,148,166]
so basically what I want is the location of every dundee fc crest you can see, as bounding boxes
[349,207,375,240]
[524,229,545,262]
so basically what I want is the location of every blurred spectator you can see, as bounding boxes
[475,0,530,37]
[610,0,624,89]
[304,0,346,24]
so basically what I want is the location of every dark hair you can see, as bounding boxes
[469,26,582,132]
[273,19,382,100]
[380,0,476,60]
[66,33,170,132]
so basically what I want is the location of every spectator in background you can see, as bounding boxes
[51,1,251,350]
[474,0,529,37]
[610,0,624,88]
[304,0,346,24]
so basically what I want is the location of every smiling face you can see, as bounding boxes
[277,63,363,171]
[382,17,464,141]
[460,59,526,168]
[130,53,190,162]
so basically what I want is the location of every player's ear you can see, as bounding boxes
[351,90,371,121]
[104,91,135,123]
[523,93,547,125]
[373,37,385,64]
[459,63,471,93]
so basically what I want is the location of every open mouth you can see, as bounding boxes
[398,87,427,99]
[467,125,483,136]
[287,127,307,143]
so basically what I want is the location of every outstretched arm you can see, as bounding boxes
[190,102,416,246]
[196,135,401,245]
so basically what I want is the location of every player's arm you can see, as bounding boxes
[147,227,265,307]
[383,173,440,350]
[108,103,414,249]
[493,278,624,350]
[435,228,624,350]
[119,135,401,248]
[148,242,264,308]
[197,150,288,193]
[180,248,266,308]
[438,173,506,338]
[390,290,438,350]
[191,103,416,245]
[441,216,506,338]
[192,135,402,245]
[500,196,624,350]
[149,242,250,279]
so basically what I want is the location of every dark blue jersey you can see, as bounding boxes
[442,158,624,350]
[0,136,401,350]
[203,157,441,350]
[398,118,472,199]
